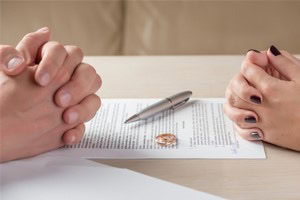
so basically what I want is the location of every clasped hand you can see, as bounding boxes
[225,46,300,151]
[0,28,102,162]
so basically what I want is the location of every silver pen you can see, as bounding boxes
[124,91,193,124]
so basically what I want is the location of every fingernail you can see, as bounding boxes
[37,27,49,32]
[245,116,257,123]
[7,57,24,70]
[69,111,79,124]
[247,49,260,53]
[60,91,71,107]
[270,45,281,56]
[70,135,76,143]
[250,132,262,140]
[250,96,261,104]
[39,73,50,86]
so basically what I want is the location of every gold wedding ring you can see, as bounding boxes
[155,133,177,147]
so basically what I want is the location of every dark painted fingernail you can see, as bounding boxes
[250,96,261,104]
[245,116,257,123]
[250,132,262,140]
[247,49,260,53]
[270,45,281,56]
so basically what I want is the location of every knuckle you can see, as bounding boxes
[230,77,238,87]
[0,45,13,51]
[43,42,67,68]
[260,82,274,95]
[57,68,71,83]
[73,125,85,143]
[62,70,71,83]
[225,85,232,100]
[86,64,96,74]
[232,73,240,82]
[0,45,14,57]
[239,132,249,141]
[96,95,101,108]
[51,42,65,53]
[223,103,230,116]
[228,93,237,107]
[96,75,102,89]
[223,103,242,124]
[23,32,38,41]
[239,84,251,99]
[88,95,101,117]
[67,46,84,59]
[79,123,85,133]
[234,112,245,124]
[236,121,247,129]
[71,78,84,92]
[241,61,250,75]
[231,77,247,97]
[47,58,61,70]
[231,111,248,129]
[81,63,97,78]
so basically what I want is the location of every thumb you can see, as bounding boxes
[245,49,283,78]
[246,49,269,70]
[0,27,50,76]
[0,45,26,76]
[16,27,50,65]
[267,45,300,81]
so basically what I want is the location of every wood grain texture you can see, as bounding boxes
[83,56,300,200]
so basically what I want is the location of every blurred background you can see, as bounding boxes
[1,0,300,55]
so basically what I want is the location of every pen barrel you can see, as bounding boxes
[167,91,192,105]
[139,99,172,119]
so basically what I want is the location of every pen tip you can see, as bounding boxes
[124,114,139,124]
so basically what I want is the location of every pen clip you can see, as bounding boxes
[171,98,190,110]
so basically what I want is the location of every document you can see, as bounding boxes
[0,156,225,200]
[48,98,266,159]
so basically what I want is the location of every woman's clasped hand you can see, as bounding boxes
[224,45,300,151]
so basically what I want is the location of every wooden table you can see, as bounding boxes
[84,56,300,200]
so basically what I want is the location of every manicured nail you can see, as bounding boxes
[70,135,76,143]
[69,111,79,124]
[270,45,281,56]
[250,132,262,140]
[37,27,49,32]
[60,91,71,107]
[245,116,257,123]
[247,49,260,53]
[39,73,50,86]
[250,96,261,104]
[7,57,23,70]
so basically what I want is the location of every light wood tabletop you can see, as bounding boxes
[84,56,300,200]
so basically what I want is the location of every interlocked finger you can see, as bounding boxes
[55,63,101,108]
[62,123,86,145]
[63,94,101,125]
[224,103,259,129]
[49,45,84,91]
[233,124,264,141]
